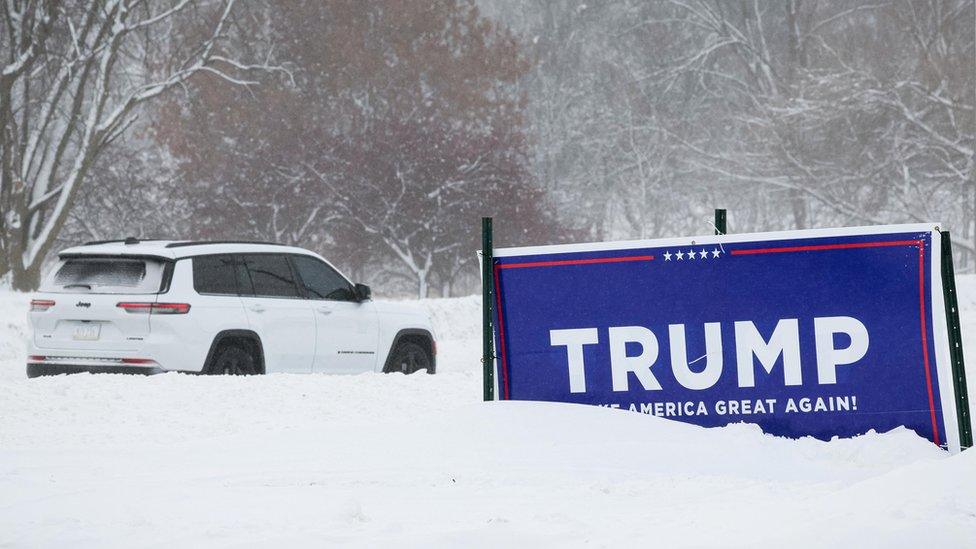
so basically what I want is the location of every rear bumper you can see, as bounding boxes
[27,362,164,378]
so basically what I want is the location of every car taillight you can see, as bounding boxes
[152,303,191,314]
[117,302,190,314]
[30,299,55,312]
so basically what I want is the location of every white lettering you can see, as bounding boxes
[669,323,724,390]
[735,319,802,387]
[550,328,599,393]
[550,316,870,392]
[608,326,661,391]
[814,316,869,384]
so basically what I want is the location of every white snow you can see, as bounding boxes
[1,286,976,546]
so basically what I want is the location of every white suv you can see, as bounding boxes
[26,239,436,377]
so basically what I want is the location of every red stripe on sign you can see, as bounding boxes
[497,255,654,269]
[730,240,921,255]
[918,244,940,445]
[493,265,510,400]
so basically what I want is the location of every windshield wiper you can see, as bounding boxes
[63,283,92,290]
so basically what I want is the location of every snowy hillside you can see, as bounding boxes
[1,284,976,546]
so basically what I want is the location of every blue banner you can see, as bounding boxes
[491,225,959,448]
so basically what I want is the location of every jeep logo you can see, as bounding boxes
[76,301,91,308]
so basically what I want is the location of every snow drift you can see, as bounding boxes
[1,287,975,546]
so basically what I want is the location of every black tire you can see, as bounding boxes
[387,341,433,374]
[208,342,261,375]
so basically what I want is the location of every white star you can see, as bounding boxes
[699,249,708,259]
[712,248,721,258]
[663,251,672,261]
[676,250,685,260]
[687,249,696,260]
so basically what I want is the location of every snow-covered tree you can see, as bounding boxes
[54,126,190,249]
[0,0,280,289]
[483,0,973,264]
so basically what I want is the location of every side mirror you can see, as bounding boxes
[354,283,372,302]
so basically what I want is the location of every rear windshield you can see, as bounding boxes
[41,257,167,294]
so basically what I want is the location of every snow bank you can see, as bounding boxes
[419,294,481,373]
[1,282,975,546]
[0,291,27,383]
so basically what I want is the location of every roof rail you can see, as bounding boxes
[164,240,288,249]
[81,237,164,246]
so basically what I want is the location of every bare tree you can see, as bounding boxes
[55,129,191,249]
[159,0,561,298]
[495,0,973,260]
[305,117,545,299]
[0,0,280,289]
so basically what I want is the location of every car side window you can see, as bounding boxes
[193,255,238,295]
[291,255,356,301]
[242,254,300,298]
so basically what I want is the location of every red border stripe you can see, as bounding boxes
[493,265,511,400]
[731,240,920,255]
[918,243,940,445]
[497,255,653,270]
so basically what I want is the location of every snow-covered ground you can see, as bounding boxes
[2,286,976,547]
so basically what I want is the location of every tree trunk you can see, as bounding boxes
[11,262,41,292]
[785,1,809,231]
[790,187,808,230]
[417,271,428,300]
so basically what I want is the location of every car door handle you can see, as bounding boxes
[317,307,332,315]
[249,304,266,313]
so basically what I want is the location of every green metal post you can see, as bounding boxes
[482,217,495,401]
[940,231,972,450]
[715,209,727,235]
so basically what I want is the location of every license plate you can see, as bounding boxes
[72,323,101,341]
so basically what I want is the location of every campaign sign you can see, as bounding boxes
[490,224,965,450]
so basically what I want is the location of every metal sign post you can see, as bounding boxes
[482,217,495,401]
[940,231,972,449]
